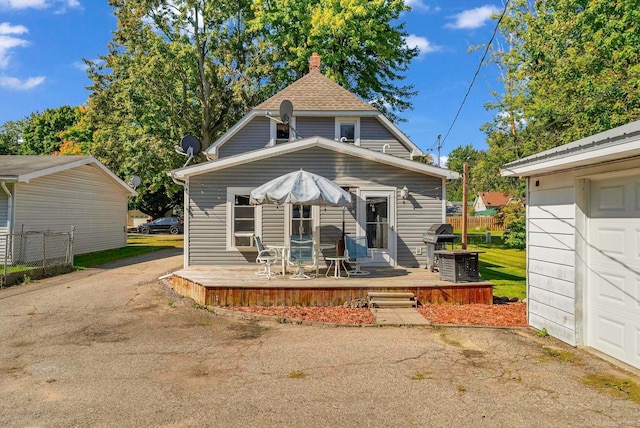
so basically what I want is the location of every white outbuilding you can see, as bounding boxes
[501,121,640,369]
[0,155,136,257]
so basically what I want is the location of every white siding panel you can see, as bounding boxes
[529,218,575,234]
[528,231,574,250]
[529,186,574,205]
[528,246,575,267]
[528,272,575,298]
[529,313,577,346]
[529,259,574,282]
[529,204,575,219]
[13,165,129,255]
[529,300,575,336]
[529,285,575,314]
[0,190,8,259]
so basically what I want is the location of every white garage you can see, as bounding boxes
[501,121,640,369]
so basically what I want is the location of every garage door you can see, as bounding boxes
[589,176,640,369]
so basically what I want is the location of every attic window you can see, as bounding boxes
[335,117,360,145]
[340,123,355,142]
[277,123,290,142]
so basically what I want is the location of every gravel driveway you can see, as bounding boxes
[1,251,639,427]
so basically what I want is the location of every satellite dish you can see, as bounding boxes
[279,100,293,124]
[130,176,141,189]
[180,135,202,156]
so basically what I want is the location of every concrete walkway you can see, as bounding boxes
[371,308,430,325]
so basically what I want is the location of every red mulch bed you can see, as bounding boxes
[226,302,527,327]
[418,302,527,327]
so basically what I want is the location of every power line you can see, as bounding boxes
[440,0,510,147]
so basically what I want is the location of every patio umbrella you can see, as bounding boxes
[250,169,351,237]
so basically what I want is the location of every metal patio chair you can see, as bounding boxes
[344,235,372,275]
[254,236,281,280]
[288,236,317,280]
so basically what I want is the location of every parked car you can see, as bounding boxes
[138,216,184,235]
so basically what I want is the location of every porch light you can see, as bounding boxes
[400,186,409,200]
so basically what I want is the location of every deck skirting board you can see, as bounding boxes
[170,271,493,307]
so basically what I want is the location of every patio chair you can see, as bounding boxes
[288,236,317,280]
[254,236,280,280]
[344,235,372,275]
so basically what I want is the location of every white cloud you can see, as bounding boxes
[0,34,28,68]
[0,22,28,34]
[405,0,439,13]
[405,34,440,56]
[445,5,500,29]
[0,0,48,9]
[0,75,45,89]
[439,156,449,167]
[0,0,80,10]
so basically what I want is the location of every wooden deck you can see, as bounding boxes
[170,266,494,307]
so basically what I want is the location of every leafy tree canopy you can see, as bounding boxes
[20,106,84,155]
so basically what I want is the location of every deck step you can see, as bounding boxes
[367,292,416,299]
[368,292,417,308]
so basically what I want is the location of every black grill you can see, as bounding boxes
[423,223,456,272]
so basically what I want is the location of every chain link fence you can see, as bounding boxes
[1,228,74,288]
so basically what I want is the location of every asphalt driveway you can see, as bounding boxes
[1,250,639,427]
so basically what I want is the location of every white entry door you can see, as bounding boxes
[357,189,396,266]
[588,176,640,369]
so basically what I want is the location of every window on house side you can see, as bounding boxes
[233,195,255,247]
[277,123,290,142]
[340,123,355,142]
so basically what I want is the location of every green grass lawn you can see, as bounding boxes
[466,236,526,300]
[73,234,184,269]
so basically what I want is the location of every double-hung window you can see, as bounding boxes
[227,188,262,250]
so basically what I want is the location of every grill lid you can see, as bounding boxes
[425,223,453,235]
[423,233,456,244]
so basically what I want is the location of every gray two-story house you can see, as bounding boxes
[171,54,458,270]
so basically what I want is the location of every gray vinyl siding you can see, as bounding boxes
[360,117,410,158]
[296,117,335,139]
[187,146,443,267]
[13,165,130,255]
[218,116,270,158]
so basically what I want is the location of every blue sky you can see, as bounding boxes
[0,0,503,161]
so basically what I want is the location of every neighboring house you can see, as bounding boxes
[127,210,151,229]
[171,53,458,269]
[473,191,513,214]
[0,156,136,258]
[501,120,640,370]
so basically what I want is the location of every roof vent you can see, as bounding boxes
[309,52,321,72]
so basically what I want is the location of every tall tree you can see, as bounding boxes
[19,106,84,155]
[87,0,264,218]
[476,0,640,197]
[0,119,23,155]
[88,0,421,217]
[250,0,418,122]
[445,145,480,201]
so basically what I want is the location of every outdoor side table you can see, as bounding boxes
[325,256,350,279]
[266,244,288,276]
[433,250,484,283]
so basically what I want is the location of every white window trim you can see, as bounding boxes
[285,205,320,243]
[226,187,262,251]
[269,117,296,146]
[335,117,360,146]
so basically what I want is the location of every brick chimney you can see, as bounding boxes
[309,52,321,72]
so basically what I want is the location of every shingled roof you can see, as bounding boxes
[254,70,378,112]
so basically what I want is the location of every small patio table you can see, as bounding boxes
[266,244,288,276]
[325,256,350,279]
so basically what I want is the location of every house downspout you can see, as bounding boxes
[1,181,13,235]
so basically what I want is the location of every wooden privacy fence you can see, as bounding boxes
[446,216,504,231]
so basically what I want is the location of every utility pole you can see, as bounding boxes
[462,162,468,250]
[436,134,442,167]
